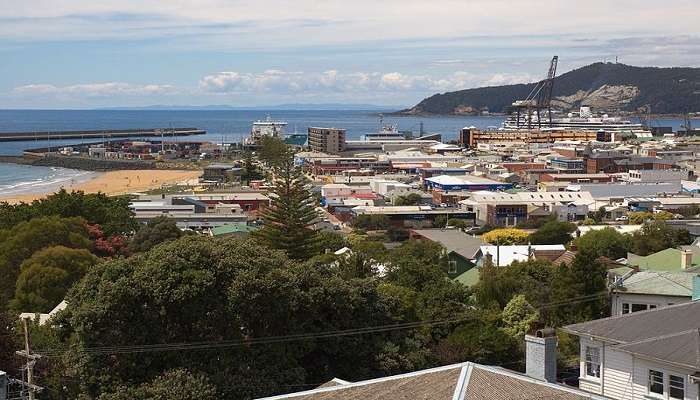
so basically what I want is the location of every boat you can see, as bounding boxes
[362,115,405,141]
[243,115,288,148]
[502,106,652,139]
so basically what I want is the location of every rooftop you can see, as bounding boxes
[412,229,485,260]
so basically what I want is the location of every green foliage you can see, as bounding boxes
[98,369,217,400]
[128,216,183,254]
[240,151,263,185]
[529,220,576,245]
[385,240,449,291]
[0,216,92,309]
[502,294,540,340]
[654,210,674,221]
[474,259,555,309]
[11,246,99,312]
[629,211,653,225]
[433,215,470,229]
[393,193,423,206]
[549,249,608,326]
[677,204,700,218]
[314,230,347,254]
[353,214,391,231]
[574,227,630,259]
[0,189,137,236]
[254,150,320,260]
[258,136,289,168]
[628,221,692,256]
[59,236,398,398]
[588,207,606,223]
[482,228,529,245]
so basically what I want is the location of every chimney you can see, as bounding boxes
[682,249,693,270]
[525,328,558,383]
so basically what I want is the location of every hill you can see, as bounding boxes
[399,63,700,115]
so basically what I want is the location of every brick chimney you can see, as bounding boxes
[525,328,558,383]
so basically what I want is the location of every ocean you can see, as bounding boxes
[0,109,687,197]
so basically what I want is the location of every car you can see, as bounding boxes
[615,215,628,221]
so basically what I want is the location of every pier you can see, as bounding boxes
[0,127,206,142]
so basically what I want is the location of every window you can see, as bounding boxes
[448,261,457,274]
[622,303,630,314]
[632,303,649,313]
[670,374,684,399]
[649,369,664,395]
[585,346,601,378]
[649,304,657,310]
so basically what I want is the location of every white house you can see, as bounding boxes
[610,271,694,316]
[563,301,700,400]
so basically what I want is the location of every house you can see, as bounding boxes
[563,301,700,400]
[627,248,699,272]
[410,229,485,278]
[257,359,608,400]
[19,300,67,325]
[476,245,567,267]
[208,224,258,237]
[610,271,694,316]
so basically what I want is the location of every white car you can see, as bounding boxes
[615,215,629,221]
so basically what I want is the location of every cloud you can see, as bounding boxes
[13,82,177,96]
[198,69,525,94]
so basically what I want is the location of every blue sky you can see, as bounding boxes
[1,0,699,108]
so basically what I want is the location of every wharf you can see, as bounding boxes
[0,127,206,142]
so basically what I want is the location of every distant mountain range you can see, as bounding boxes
[98,103,404,111]
[399,63,700,115]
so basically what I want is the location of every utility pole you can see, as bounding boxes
[15,318,42,400]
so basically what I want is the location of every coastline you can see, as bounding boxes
[0,169,202,204]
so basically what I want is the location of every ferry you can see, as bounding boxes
[502,106,652,138]
[243,116,309,148]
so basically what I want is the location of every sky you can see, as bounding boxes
[1,0,699,109]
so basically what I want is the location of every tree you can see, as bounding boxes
[587,207,606,223]
[0,216,92,309]
[240,151,262,185]
[628,211,653,225]
[11,246,99,312]
[0,189,137,235]
[528,220,576,245]
[393,193,422,206]
[482,228,529,245]
[254,150,319,260]
[574,227,630,259]
[98,369,217,400]
[59,236,397,399]
[502,294,540,340]
[628,221,692,256]
[128,216,183,254]
[352,214,391,231]
[654,210,674,221]
[549,249,608,326]
[258,136,289,168]
[474,259,554,309]
[314,230,346,255]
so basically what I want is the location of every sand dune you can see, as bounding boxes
[0,169,202,204]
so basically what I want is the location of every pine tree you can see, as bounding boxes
[241,151,262,185]
[254,150,319,260]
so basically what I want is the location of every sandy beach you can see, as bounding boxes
[0,169,202,204]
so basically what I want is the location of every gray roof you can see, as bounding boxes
[411,229,485,260]
[258,362,606,400]
[564,301,700,344]
[616,329,700,370]
[564,301,700,369]
[576,182,681,198]
[614,271,694,297]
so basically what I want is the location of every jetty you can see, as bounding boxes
[0,127,206,142]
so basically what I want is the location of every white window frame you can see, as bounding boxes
[669,374,685,400]
[448,260,458,274]
[622,303,630,314]
[584,346,601,379]
[648,369,664,397]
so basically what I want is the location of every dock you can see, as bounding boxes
[0,127,206,142]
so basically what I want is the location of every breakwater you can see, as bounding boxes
[0,127,206,142]
[0,155,157,171]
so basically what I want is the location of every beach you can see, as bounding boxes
[0,169,202,204]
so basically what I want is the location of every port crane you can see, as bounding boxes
[509,56,558,129]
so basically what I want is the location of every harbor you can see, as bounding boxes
[0,127,206,142]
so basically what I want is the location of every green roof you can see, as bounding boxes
[628,248,700,272]
[616,271,693,297]
[453,267,481,287]
[211,224,257,236]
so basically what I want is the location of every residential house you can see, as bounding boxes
[563,301,700,400]
[410,228,485,278]
[476,245,567,267]
[610,271,695,316]
[627,248,699,272]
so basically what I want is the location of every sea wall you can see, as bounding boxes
[0,155,157,171]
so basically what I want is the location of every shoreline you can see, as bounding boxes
[0,169,202,204]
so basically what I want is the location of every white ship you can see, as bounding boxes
[502,106,652,138]
[362,115,405,141]
[243,115,288,147]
